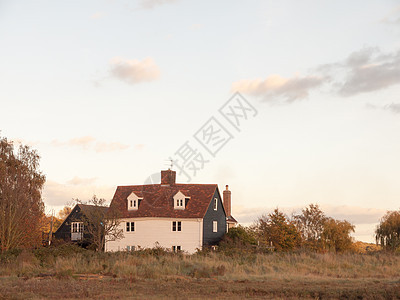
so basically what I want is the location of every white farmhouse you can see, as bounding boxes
[105,169,237,254]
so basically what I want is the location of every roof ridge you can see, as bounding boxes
[118,183,218,188]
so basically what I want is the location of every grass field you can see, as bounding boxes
[1,246,400,299]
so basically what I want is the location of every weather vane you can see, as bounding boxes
[165,159,174,170]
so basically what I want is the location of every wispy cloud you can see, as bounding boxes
[68,136,95,149]
[110,57,160,85]
[90,12,105,19]
[139,0,178,10]
[233,47,400,103]
[385,103,400,114]
[320,205,385,225]
[134,144,145,151]
[67,176,97,186]
[190,23,203,30]
[336,48,400,97]
[43,180,114,207]
[365,102,400,115]
[94,141,130,152]
[232,74,325,102]
[379,5,400,25]
[11,138,39,147]
[52,136,130,153]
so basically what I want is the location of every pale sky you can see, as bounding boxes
[1,0,400,242]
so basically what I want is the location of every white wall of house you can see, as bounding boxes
[105,217,203,254]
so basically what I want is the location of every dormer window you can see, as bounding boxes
[127,192,142,211]
[173,191,190,210]
[176,199,183,207]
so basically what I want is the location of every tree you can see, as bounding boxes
[321,218,355,252]
[218,225,258,253]
[376,210,400,251]
[39,213,62,246]
[293,204,326,251]
[76,195,123,251]
[255,209,301,251]
[0,136,46,252]
[58,206,72,220]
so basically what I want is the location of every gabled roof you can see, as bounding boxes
[54,204,108,234]
[227,215,238,223]
[110,184,218,219]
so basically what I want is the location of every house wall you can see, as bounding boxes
[105,217,203,254]
[203,189,227,246]
[54,206,83,241]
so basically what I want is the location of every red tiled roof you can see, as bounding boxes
[129,191,143,198]
[110,184,218,218]
[179,190,190,197]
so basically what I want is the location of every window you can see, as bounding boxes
[128,199,138,209]
[173,191,188,210]
[71,222,83,233]
[172,245,181,252]
[213,198,218,210]
[127,245,135,251]
[127,192,141,210]
[213,221,218,233]
[172,221,181,232]
[71,222,83,241]
[126,222,135,232]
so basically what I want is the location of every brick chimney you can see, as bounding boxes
[223,185,231,217]
[161,169,176,186]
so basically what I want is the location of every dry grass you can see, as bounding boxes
[1,247,400,299]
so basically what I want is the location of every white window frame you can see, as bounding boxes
[173,191,189,210]
[71,222,83,233]
[213,221,218,233]
[172,221,182,232]
[213,198,218,211]
[176,199,183,207]
[126,221,135,232]
[127,192,142,211]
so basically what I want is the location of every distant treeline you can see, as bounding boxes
[219,204,400,254]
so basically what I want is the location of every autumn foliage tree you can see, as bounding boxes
[376,210,400,251]
[58,206,72,220]
[292,204,355,253]
[293,204,326,248]
[293,204,327,251]
[321,218,355,252]
[218,225,258,253]
[255,209,301,251]
[0,136,46,252]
